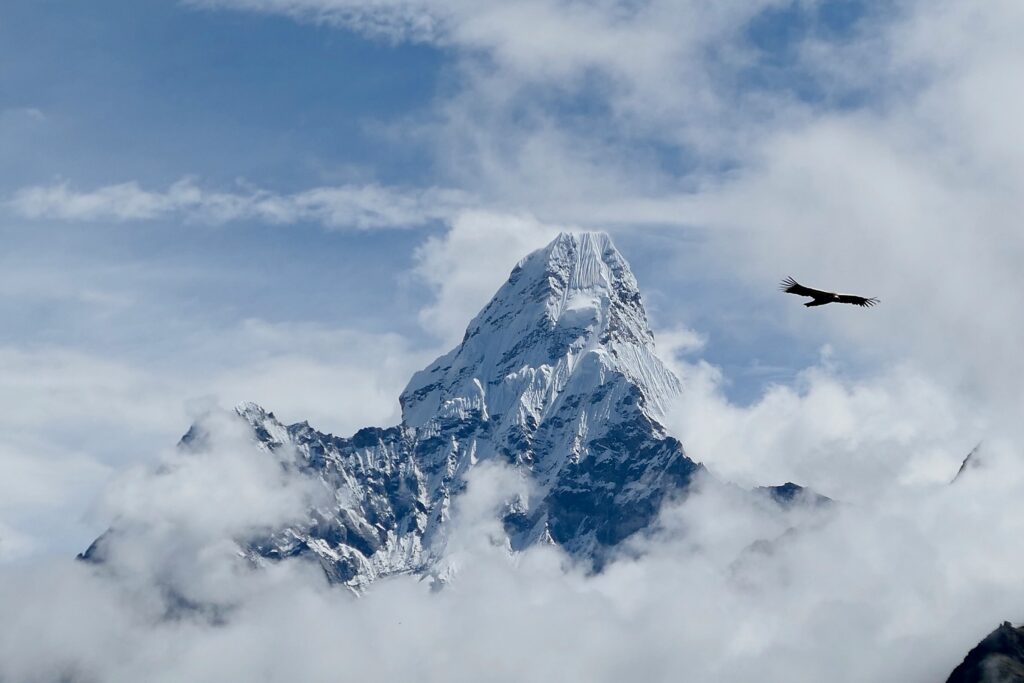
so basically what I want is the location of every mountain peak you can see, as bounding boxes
[121,233,701,588]
[516,231,651,343]
[535,231,621,289]
[88,233,826,591]
[399,231,678,430]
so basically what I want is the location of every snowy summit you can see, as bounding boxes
[87,232,703,587]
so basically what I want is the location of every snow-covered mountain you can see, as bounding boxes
[180,232,701,587]
[85,232,728,587]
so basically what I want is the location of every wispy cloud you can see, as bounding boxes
[184,0,887,200]
[9,178,471,230]
[186,0,445,41]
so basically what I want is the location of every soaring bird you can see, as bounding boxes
[780,276,879,308]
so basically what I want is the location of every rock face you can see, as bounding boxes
[187,232,703,587]
[947,623,1024,683]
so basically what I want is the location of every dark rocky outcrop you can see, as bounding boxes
[947,622,1024,683]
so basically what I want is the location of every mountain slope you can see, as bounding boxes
[195,232,702,587]
[947,622,1024,683]
[82,232,710,588]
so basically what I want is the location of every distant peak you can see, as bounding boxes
[233,401,290,446]
[235,401,271,421]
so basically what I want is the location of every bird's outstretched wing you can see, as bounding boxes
[835,293,879,307]
[780,276,832,299]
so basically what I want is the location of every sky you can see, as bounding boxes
[2,0,1024,679]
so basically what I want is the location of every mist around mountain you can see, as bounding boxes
[82,232,813,588]
[3,233,1023,683]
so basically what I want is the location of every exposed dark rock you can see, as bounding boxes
[947,622,1024,683]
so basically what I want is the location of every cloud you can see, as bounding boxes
[676,98,1024,421]
[185,0,445,42]
[0,320,431,562]
[0,347,185,444]
[654,325,708,357]
[0,442,111,562]
[185,0,853,204]
[3,435,1024,682]
[98,408,325,543]
[412,210,562,344]
[0,325,418,457]
[204,319,433,432]
[8,178,471,230]
[664,355,985,503]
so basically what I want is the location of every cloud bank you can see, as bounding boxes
[2,414,1023,682]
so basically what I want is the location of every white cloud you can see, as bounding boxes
[413,210,562,344]
[186,0,834,200]
[676,116,1024,420]
[186,0,445,42]
[654,325,708,358]
[99,408,325,543]
[665,356,984,502]
[0,320,431,562]
[0,347,184,443]
[9,178,471,230]
[0,443,112,561]
[204,319,432,432]
[2,443,1024,682]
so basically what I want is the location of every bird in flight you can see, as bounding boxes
[780,276,879,308]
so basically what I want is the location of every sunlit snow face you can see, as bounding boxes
[555,292,603,332]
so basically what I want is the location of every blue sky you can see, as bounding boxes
[1,0,860,383]
[0,0,444,187]
[1,0,449,334]
[4,0,1021,561]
